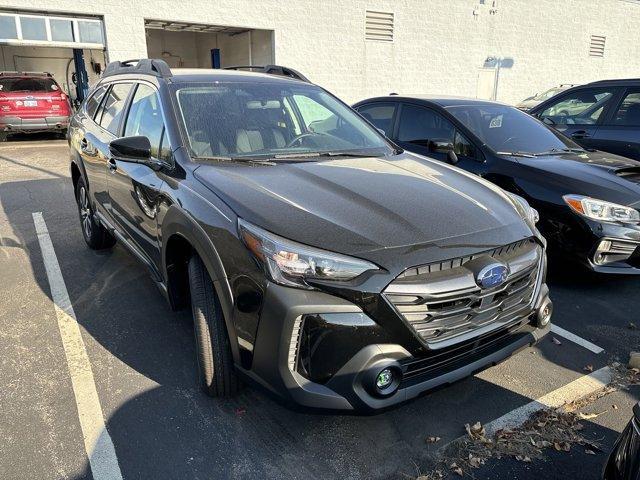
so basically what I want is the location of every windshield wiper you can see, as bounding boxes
[496,151,536,158]
[533,147,588,156]
[272,151,377,159]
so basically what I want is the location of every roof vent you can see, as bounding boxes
[365,10,394,42]
[589,35,606,57]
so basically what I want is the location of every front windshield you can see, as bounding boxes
[173,82,392,159]
[534,87,562,101]
[446,104,581,155]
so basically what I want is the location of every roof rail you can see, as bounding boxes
[102,59,172,79]
[0,71,53,77]
[223,64,310,83]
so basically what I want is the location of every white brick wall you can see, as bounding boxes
[2,0,639,105]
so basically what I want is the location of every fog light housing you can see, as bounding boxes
[536,299,553,327]
[376,368,394,389]
[368,365,402,398]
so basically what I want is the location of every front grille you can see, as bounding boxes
[400,320,535,386]
[384,238,542,347]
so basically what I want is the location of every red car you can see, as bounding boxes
[0,71,72,140]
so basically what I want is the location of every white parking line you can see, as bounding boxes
[33,212,123,480]
[551,324,605,354]
[484,366,612,435]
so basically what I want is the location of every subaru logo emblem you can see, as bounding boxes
[475,263,509,289]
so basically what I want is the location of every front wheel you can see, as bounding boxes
[75,177,116,250]
[188,255,240,397]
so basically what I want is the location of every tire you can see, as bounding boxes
[188,255,239,397]
[75,177,116,250]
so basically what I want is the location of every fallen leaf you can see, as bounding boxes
[468,454,483,468]
[552,337,562,345]
[554,441,571,452]
[450,463,463,476]
[465,421,486,440]
[578,411,606,420]
[629,322,637,330]
[612,404,618,410]
[515,455,532,463]
[585,449,596,455]
[234,407,246,416]
[583,364,593,372]
[629,352,640,369]
[426,436,441,444]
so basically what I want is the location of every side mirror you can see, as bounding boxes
[446,150,459,165]
[429,139,454,154]
[109,136,151,162]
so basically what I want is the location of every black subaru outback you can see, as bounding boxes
[68,59,552,412]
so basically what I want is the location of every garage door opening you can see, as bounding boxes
[144,19,274,69]
[0,12,107,106]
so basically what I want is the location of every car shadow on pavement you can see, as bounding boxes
[0,176,634,480]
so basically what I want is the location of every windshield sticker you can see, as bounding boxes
[489,115,503,128]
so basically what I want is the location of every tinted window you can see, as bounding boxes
[447,104,578,155]
[0,77,58,92]
[454,131,477,159]
[612,90,640,126]
[125,84,170,160]
[174,82,390,159]
[85,85,107,120]
[539,88,615,125]
[398,104,454,145]
[99,83,132,135]
[356,103,396,136]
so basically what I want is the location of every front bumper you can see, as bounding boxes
[243,281,551,412]
[544,212,640,274]
[0,115,69,133]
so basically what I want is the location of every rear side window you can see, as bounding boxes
[612,90,640,126]
[98,83,133,135]
[356,103,396,136]
[0,77,59,92]
[124,84,170,161]
[539,88,615,125]
[85,85,108,120]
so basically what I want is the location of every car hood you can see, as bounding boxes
[511,150,640,207]
[194,153,534,270]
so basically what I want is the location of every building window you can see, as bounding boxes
[0,11,104,46]
[19,16,47,41]
[50,18,75,42]
[365,10,394,42]
[589,35,606,57]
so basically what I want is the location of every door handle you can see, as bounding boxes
[571,130,591,139]
[108,158,118,173]
[80,138,97,156]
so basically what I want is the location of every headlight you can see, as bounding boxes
[506,192,539,225]
[563,195,640,223]
[238,219,379,289]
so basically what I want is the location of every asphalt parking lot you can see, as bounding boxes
[0,137,638,480]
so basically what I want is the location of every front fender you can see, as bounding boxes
[161,204,241,364]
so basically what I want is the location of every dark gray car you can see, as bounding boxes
[529,79,640,161]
